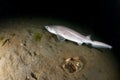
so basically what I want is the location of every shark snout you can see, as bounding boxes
[44,26,49,30]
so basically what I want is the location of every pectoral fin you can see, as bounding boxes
[57,35,65,41]
[77,41,83,45]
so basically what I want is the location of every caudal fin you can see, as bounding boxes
[90,41,112,49]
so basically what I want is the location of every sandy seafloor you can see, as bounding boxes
[0,18,119,80]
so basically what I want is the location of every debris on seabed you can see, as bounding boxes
[62,57,84,73]
[2,39,10,46]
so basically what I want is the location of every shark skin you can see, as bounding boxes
[45,25,112,49]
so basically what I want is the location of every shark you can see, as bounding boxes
[45,25,112,49]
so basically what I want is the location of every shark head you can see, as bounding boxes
[45,26,56,34]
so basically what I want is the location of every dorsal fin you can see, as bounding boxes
[86,35,91,40]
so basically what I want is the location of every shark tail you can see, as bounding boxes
[90,41,112,49]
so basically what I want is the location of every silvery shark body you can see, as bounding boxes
[45,25,112,49]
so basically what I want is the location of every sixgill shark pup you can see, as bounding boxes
[45,25,112,49]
